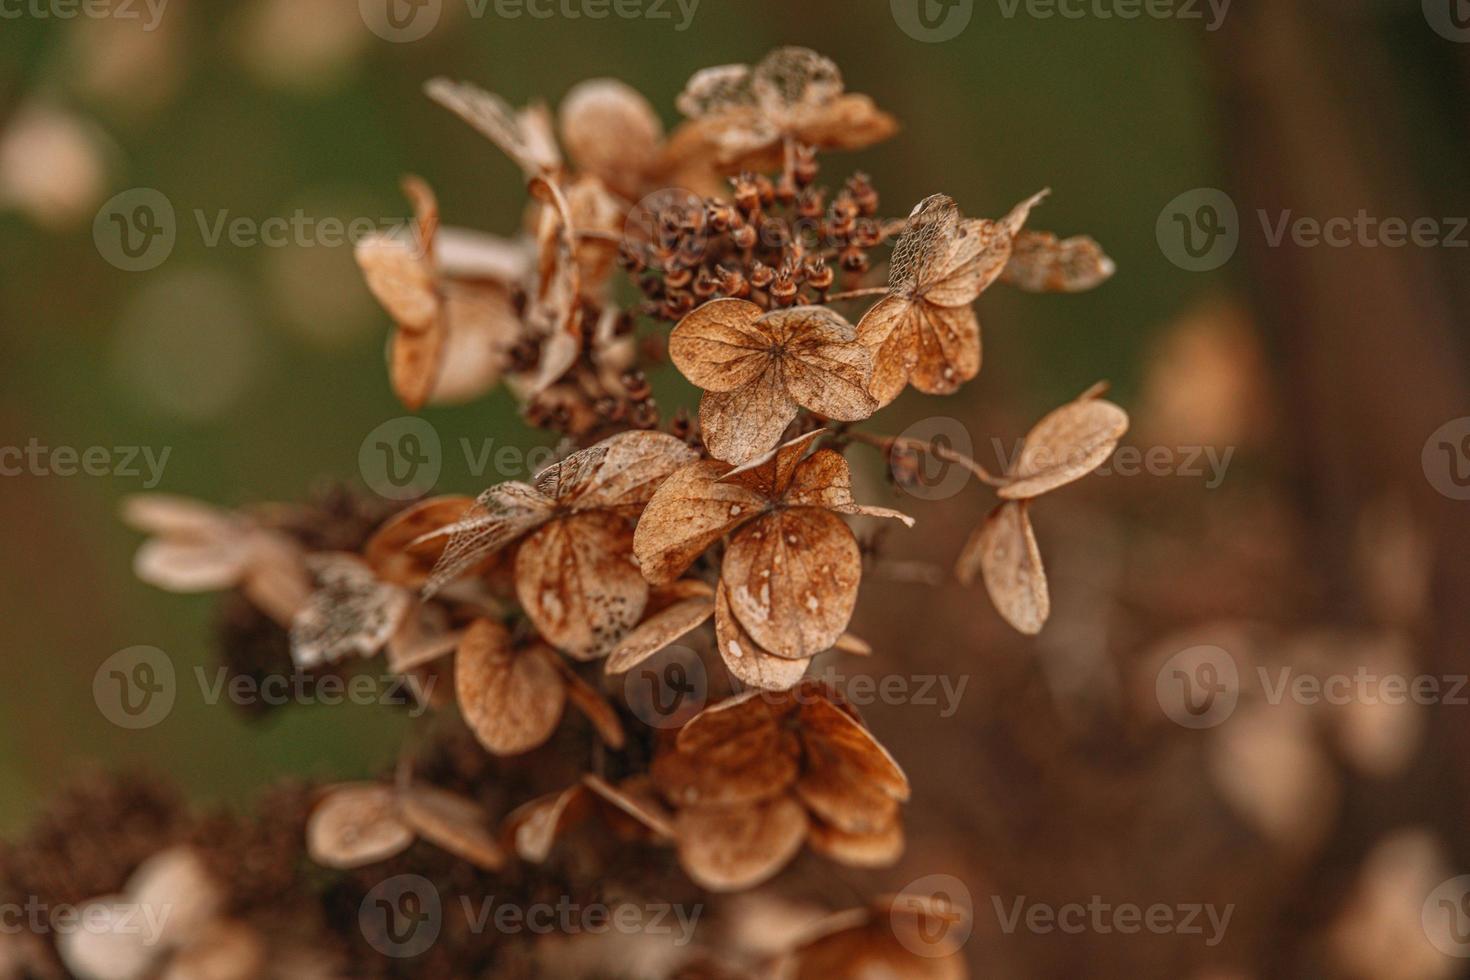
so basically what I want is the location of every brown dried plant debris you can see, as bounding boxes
[633,431,911,674]
[652,682,910,891]
[669,298,878,464]
[121,493,312,628]
[776,897,969,979]
[454,617,624,756]
[289,552,412,669]
[306,780,506,872]
[955,386,1129,634]
[354,175,526,409]
[1001,229,1117,293]
[856,191,1048,406]
[422,430,698,659]
[674,47,898,170]
[501,774,675,864]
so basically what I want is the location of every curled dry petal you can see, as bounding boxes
[673,796,809,892]
[542,648,626,747]
[455,619,566,755]
[783,448,915,526]
[797,695,911,826]
[424,78,561,176]
[422,483,555,595]
[398,783,506,871]
[1002,231,1116,293]
[605,595,716,675]
[957,502,1049,635]
[670,299,876,465]
[306,784,414,869]
[806,816,905,868]
[354,234,435,333]
[386,601,460,673]
[501,784,590,863]
[582,774,675,840]
[715,582,811,691]
[998,394,1129,500]
[722,507,862,661]
[558,78,663,193]
[516,512,646,660]
[632,459,767,586]
[290,554,410,670]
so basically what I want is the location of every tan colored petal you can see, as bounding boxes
[806,815,904,868]
[366,496,477,589]
[833,633,872,656]
[501,784,589,863]
[133,535,254,592]
[700,377,800,467]
[516,512,647,660]
[455,619,566,755]
[722,509,861,660]
[715,583,811,691]
[769,307,877,422]
[543,430,700,514]
[907,302,980,396]
[605,595,716,675]
[354,233,436,332]
[674,796,808,892]
[428,281,520,405]
[654,725,800,810]
[543,648,626,748]
[290,554,411,669]
[386,601,460,673]
[675,688,784,754]
[436,226,530,282]
[559,78,663,189]
[791,93,898,152]
[389,321,444,412]
[719,428,826,496]
[399,783,506,871]
[119,493,235,537]
[422,482,556,595]
[424,78,560,175]
[923,216,1011,307]
[999,396,1129,500]
[797,694,910,832]
[1002,231,1116,293]
[306,784,414,869]
[855,295,916,408]
[784,449,914,526]
[668,298,775,393]
[960,501,1049,635]
[633,459,766,586]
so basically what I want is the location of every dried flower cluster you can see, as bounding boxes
[97,47,1127,977]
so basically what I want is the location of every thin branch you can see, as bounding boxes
[824,286,891,303]
[846,429,1008,488]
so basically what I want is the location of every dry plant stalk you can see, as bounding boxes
[78,46,1127,978]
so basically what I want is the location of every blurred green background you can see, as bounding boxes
[0,0,1451,833]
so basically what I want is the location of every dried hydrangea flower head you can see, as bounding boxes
[653,683,909,891]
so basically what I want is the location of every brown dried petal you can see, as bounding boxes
[399,783,506,871]
[806,815,904,868]
[120,493,236,537]
[633,459,767,586]
[675,688,783,755]
[455,619,566,755]
[501,785,589,863]
[715,582,811,691]
[1002,231,1116,293]
[422,482,556,595]
[605,595,716,675]
[132,534,254,593]
[674,796,808,892]
[389,321,444,412]
[516,512,647,660]
[582,774,675,840]
[559,78,663,189]
[306,784,414,869]
[959,501,1049,635]
[798,694,911,823]
[999,396,1129,500]
[722,509,861,660]
[290,554,410,669]
[544,649,626,747]
[668,298,776,393]
[545,430,700,514]
[424,78,560,176]
[429,281,520,405]
[698,375,799,467]
[386,601,460,673]
[366,496,477,589]
[354,233,436,332]
[784,449,915,525]
[857,297,980,406]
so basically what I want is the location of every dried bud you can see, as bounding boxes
[716,266,749,298]
[796,188,826,220]
[732,174,762,214]
[847,172,878,215]
[839,245,869,274]
[794,143,819,186]
[749,261,775,289]
[806,258,835,292]
[732,223,758,250]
